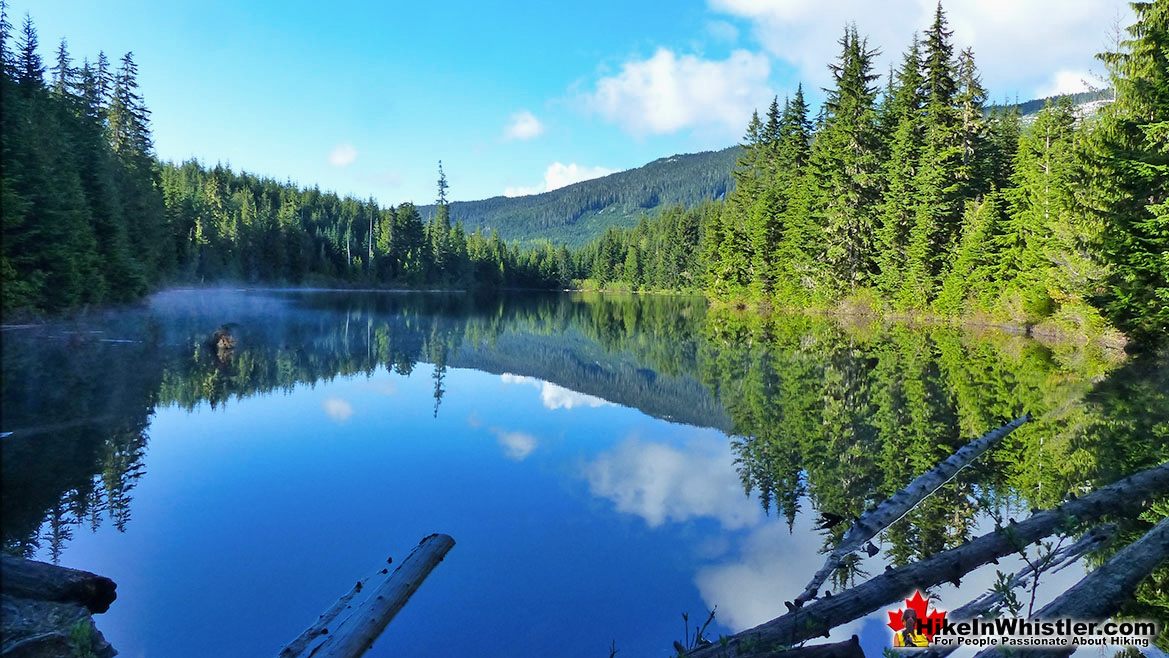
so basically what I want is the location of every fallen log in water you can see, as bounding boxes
[971,517,1169,658]
[279,533,455,658]
[0,557,118,658]
[0,556,117,614]
[915,524,1117,658]
[1,595,116,658]
[688,462,1169,658]
[793,415,1030,609]
[735,634,865,658]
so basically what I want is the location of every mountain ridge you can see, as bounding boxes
[420,146,739,246]
[425,90,1112,247]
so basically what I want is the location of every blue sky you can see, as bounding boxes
[15,0,1130,204]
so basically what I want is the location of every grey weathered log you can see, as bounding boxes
[688,462,1169,658]
[732,634,865,658]
[793,415,1030,609]
[0,556,117,614]
[915,524,1116,658]
[279,533,455,658]
[1,594,116,658]
[971,516,1169,658]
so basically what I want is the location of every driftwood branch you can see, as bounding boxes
[971,517,1169,658]
[688,462,1169,658]
[279,533,455,658]
[794,415,1030,609]
[0,556,117,614]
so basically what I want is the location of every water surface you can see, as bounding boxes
[2,289,1164,657]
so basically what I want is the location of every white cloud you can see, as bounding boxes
[587,47,772,136]
[708,0,1131,102]
[583,436,762,529]
[322,397,353,422]
[328,143,357,167]
[503,162,617,198]
[1035,69,1100,98]
[500,373,613,409]
[492,429,538,461]
[503,110,545,140]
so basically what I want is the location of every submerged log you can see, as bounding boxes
[971,517,1169,658]
[793,415,1030,609]
[688,462,1169,657]
[279,533,455,658]
[0,556,117,614]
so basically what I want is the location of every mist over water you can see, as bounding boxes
[1,289,1163,657]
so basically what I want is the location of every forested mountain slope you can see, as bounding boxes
[418,147,739,245]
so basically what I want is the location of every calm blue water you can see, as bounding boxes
[2,289,1162,657]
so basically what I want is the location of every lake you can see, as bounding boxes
[2,289,1165,657]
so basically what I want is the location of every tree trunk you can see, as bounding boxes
[0,556,117,614]
[793,415,1030,609]
[687,462,1169,658]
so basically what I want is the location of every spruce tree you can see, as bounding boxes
[0,0,12,79]
[16,13,41,89]
[50,38,73,97]
[1079,0,1169,345]
[900,2,961,308]
[954,48,989,202]
[810,26,882,293]
[712,110,763,297]
[876,36,925,297]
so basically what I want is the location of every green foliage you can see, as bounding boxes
[1,13,158,313]
[652,1,1164,347]
[1077,0,1169,346]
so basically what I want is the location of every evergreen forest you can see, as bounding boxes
[2,2,1165,348]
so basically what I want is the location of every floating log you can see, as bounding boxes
[0,556,117,614]
[971,516,1169,658]
[737,634,865,658]
[279,533,455,658]
[792,415,1030,609]
[687,462,1169,657]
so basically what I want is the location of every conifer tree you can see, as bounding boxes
[954,48,989,202]
[16,13,42,88]
[50,38,73,97]
[811,26,882,292]
[876,36,925,296]
[0,0,12,78]
[711,111,763,296]
[1079,0,1169,344]
[901,3,961,308]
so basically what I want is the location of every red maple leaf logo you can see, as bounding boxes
[887,591,947,641]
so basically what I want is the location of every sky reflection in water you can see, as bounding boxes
[2,289,1153,658]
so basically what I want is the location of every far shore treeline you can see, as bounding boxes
[1,2,1165,347]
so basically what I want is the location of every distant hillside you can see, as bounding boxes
[421,91,1113,248]
[989,88,1114,118]
[422,147,739,246]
